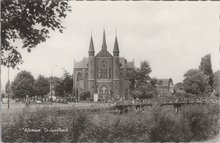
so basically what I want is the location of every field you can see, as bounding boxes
[2,101,220,142]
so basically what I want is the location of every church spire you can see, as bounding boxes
[89,34,95,56]
[113,33,119,56]
[113,35,119,52]
[102,30,107,50]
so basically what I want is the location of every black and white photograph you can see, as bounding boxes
[1,0,220,142]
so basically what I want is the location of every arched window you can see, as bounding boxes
[98,61,109,79]
[109,68,111,79]
[77,72,83,81]
[97,68,99,79]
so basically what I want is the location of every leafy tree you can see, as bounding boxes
[213,70,220,96]
[1,93,6,100]
[1,0,71,68]
[48,76,62,96]
[133,82,157,99]
[183,69,210,95]
[135,61,157,99]
[199,54,214,87]
[34,75,50,98]
[11,70,35,98]
[124,68,137,91]
[136,61,152,86]
[54,79,64,97]
[53,70,73,97]
[62,70,73,94]
[124,60,157,99]
[175,82,184,89]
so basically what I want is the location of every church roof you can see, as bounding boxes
[125,61,135,68]
[156,78,173,87]
[74,57,135,69]
[74,57,88,69]
[119,58,135,69]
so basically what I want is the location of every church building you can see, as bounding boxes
[73,30,135,102]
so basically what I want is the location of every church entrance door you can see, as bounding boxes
[98,84,110,102]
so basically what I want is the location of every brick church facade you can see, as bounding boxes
[73,31,135,101]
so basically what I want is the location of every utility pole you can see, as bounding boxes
[50,65,58,105]
[7,65,10,109]
[6,52,10,109]
[50,70,53,105]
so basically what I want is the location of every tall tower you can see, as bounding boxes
[113,34,120,98]
[88,34,96,98]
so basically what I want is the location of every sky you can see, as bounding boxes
[1,1,220,89]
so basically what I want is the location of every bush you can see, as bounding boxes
[66,109,90,142]
[79,90,91,100]
[149,103,219,142]
[2,103,219,142]
[85,111,155,142]
[181,104,220,141]
[149,104,190,142]
[2,107,68,142]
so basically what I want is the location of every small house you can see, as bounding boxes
[156,78,174,96]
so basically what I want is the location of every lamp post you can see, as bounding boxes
[6,52,10,109]
[50,65,57,105]
[7,65,10,109]
[81,69,87,102]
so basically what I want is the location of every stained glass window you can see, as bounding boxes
[99,61,109,79]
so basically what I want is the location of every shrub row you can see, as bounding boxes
[2,103,219,142]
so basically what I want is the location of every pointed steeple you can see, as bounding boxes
[89,34,95,56]
[113,35,119,52]
[113,32,119,56]
[102,30,107,50]
[89,35,94,51]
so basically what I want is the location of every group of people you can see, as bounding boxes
[25,95,53,106]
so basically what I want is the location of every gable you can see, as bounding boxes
[96,49,112,58]
[74,57,88,69]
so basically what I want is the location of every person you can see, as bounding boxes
[25,95,29,106]
[50,97,52,105]
[132,99,135,105]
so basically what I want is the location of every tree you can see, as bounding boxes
[1,93,6,100]
[199,54,214,87]
[183,69,210,95]
[1,0,71,68]
[133,82,157,99]
[34,75,50,98]
[124,60,157,99]
[49,76,62,96]
[53,70,73,97]
[136,61,152,86]
[11,70,35,98]
[54,79,64,97]
[213,70,220,96]
[124,68,137,91]
[62,70,73,94]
